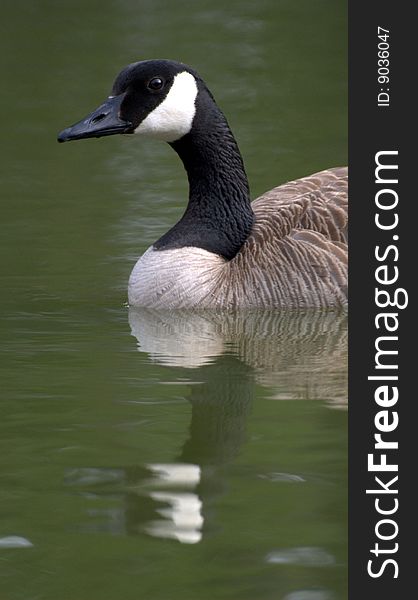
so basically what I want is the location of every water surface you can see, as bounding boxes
[1,1,347,598]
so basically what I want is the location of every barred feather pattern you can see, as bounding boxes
[128,167,348,309]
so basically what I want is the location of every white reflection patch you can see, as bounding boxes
[0,536,33,548]
[144,462,203,544]
[266,546,336,566]
[147,491,203,544]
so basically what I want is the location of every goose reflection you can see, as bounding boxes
[66,309,347,544]
[129,308,348,407]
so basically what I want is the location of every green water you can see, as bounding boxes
[1,1,347,599]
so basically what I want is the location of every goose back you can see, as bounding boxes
[224,166,348,308]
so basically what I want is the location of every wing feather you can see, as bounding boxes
[224,167,348,308]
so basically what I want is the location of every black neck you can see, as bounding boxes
[154,97,254,260]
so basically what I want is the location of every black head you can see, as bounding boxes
[58,59,206,143]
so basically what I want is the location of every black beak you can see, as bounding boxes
[57,94,133,143]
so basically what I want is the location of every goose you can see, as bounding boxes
[58,59,347,309]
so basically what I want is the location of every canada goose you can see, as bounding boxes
[58,59,347,308]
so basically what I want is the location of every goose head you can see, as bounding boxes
[58,59,206,144]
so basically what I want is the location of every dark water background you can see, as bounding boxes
[1,1,347,598]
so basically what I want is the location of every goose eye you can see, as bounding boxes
[147,77,164,91]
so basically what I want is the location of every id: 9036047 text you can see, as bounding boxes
[377,27,390,107]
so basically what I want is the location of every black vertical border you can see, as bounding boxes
[349,1,413,597]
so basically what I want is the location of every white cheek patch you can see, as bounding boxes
[134,71,198,142]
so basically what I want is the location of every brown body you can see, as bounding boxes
[128,167,348,309]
